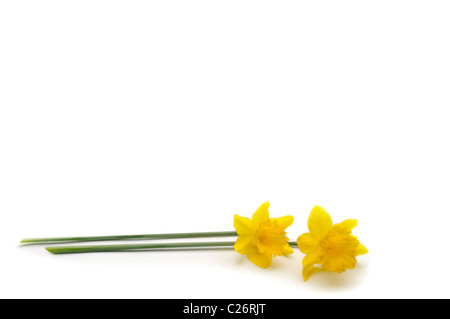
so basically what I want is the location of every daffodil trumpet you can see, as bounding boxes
[45,241,299,255]
[20,231,238,245]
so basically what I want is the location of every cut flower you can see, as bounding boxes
[297,206,368,281]
[233,201,294,268]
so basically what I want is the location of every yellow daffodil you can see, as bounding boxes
[297,206,368,281]
[233,201,294,268]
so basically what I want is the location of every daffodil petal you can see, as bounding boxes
[297,232,319,254]
[246,246,272,268]
[234,214,252,235]
[234,235,251,255]
[302,253,321,281]
[252,201,270,224]
[355,243,369,256]
[307,206,332,239]
[339,219,358,231]
[272,215,294,229]
[281,244,294,255]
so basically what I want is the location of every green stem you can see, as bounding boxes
[20,231,238,244]
[46,241,299,255]
[46,241,237,254]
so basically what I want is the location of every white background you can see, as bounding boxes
[1,1,449,299]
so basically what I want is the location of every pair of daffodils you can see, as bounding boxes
[21,201,368,282]
[235,201,368,281]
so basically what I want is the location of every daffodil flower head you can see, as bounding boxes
[234,201,294,268]
[297,206,368,281]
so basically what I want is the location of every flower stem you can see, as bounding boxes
[45,241,299,254]
[20,231,238,244]
[46,241,237,254]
